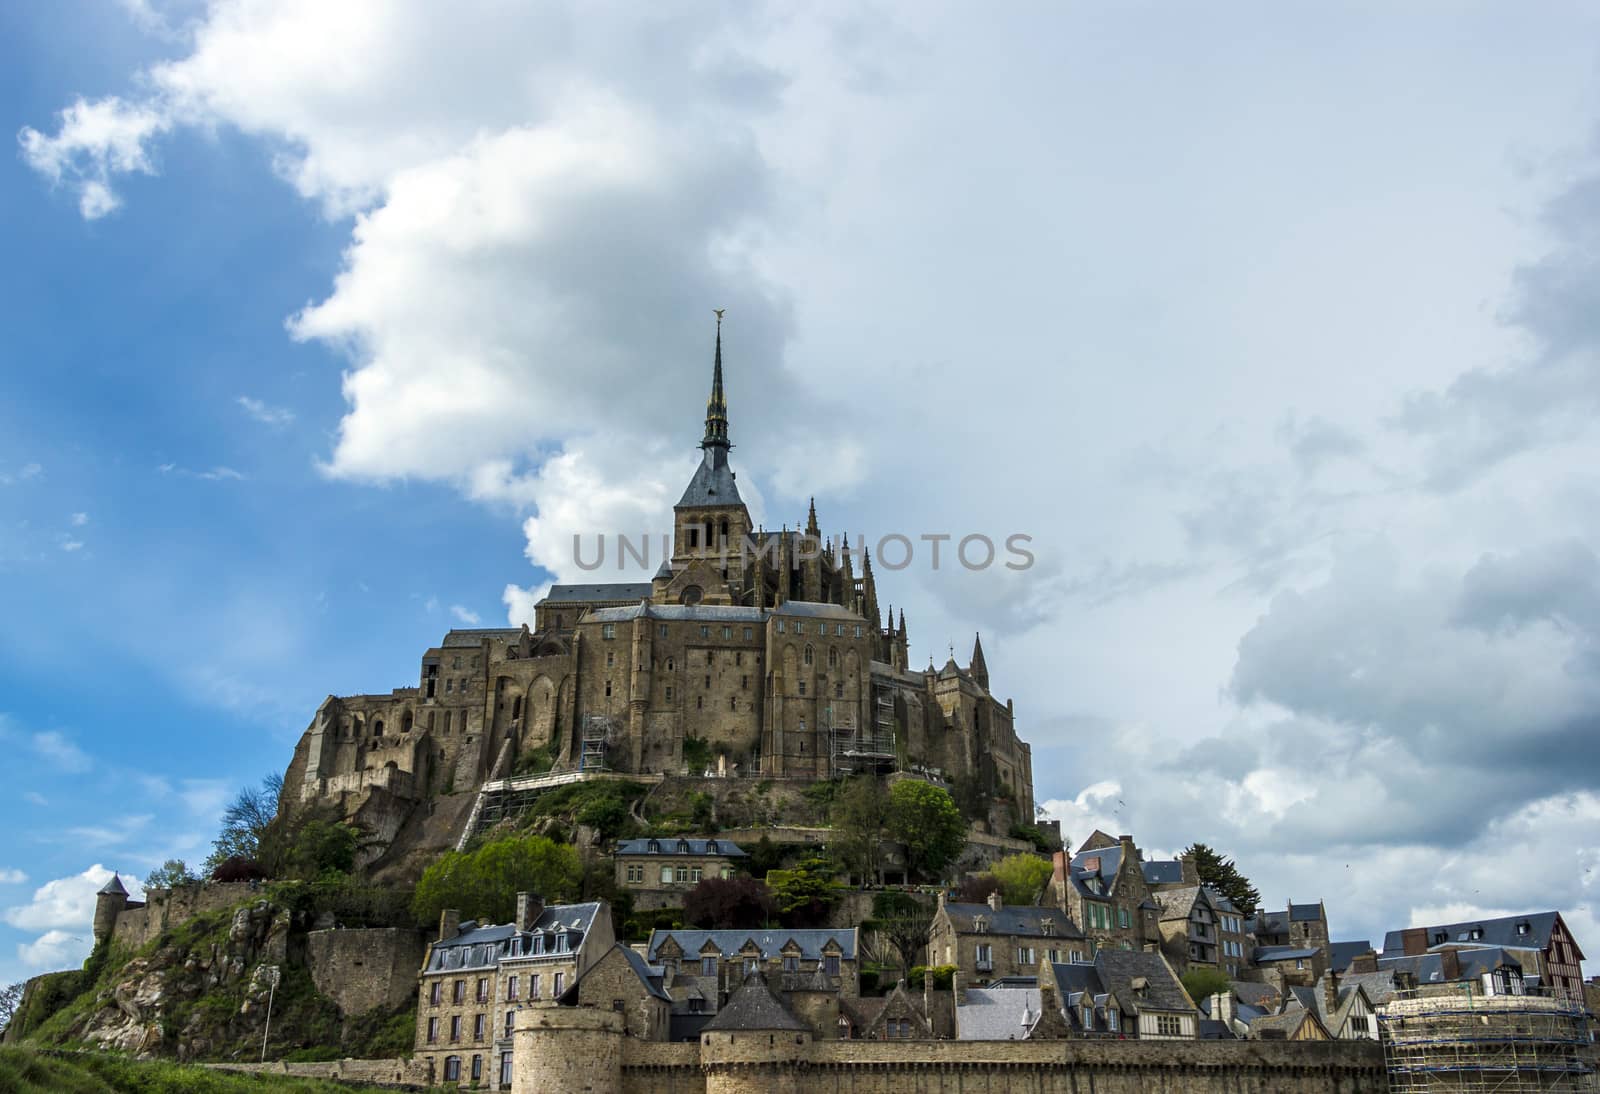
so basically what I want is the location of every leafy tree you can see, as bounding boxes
[869,891,933,977]
[954,873,1002,903]
[1182,843,1261,917]
[0,981,22,1034]
[886,780,966,881]
[830,776,890,885]
[990,853,1054,905]
[747,835,785,877]
[210,856,268,882]
[284,819,359,880]
[412,834,581,926]
[144,859,197,890]
[683,876,777,929]
[205,772,284,872]
[1181,967,1233,1006]
[766,854,844,927]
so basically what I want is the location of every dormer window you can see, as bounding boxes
[707,840,719,855]
[1042,919,1056,936]
[1433,932,1447,945]
[1516,921,1531,936]
[974,916,987,934]
[1470,927,1484,941]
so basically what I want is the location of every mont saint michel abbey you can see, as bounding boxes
[290,321,1034,845]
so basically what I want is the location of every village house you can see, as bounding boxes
[1252,901,1331,965]
[1380,911,1585,1000]
[1038,949,1202,1039]
[612,837,747,910]
[556,942,672,1042]
[415,894,612,1088]
[1049,832,1158,953]
[1152,885,1248,975]
[930,891,1087,985]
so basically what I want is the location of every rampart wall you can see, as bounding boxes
[108,882,261,951]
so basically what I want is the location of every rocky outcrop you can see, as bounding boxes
[67,900,292,1060]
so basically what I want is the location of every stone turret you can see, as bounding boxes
[93,873,129,944]
[513,1006,624,1094]
[700,974,811,1094]
[970,631,989,691]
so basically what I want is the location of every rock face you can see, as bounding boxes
[70,900,292,1060]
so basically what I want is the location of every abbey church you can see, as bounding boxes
[288,321,1034,850]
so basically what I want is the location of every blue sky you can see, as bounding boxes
[8,1,1600,985]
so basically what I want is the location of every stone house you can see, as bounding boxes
[1153,885,1249,975]
[1286,973,1378,1040]
[930,891,1087,985]
[612,837,747,910]
[644,927,859,1038]
[1251,946,1325,988]
[1248,1008,1331,1041]
[1049,832,1159,953]
[1252,901,1330,964]
[1380,911,1586,1000]
[839,979,934,1040]
[558,943,672,1042]
[415,894,612,1088]
[1039,950,1202,1039]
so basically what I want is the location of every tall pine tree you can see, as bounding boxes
[1182,842,1261,916]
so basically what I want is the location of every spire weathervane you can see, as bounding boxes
[702,310,731,459]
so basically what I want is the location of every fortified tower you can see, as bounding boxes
[92,873,129,945]
[512,1006,624,1094]
[699,974,813,1094]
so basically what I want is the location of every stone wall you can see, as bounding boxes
[305,927,427,1016]
[108,882,261,952]
[514,1011,1388,1094]
[204,1057,429,1087]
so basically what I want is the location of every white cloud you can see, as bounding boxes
[63,815,153,850]
[18,929,88,971]
[70,512,88,527]
[0,463,43,486]
[29,730,91,774]
[59,538,84,553]
[449,604,480,625]
[3,864,138,932]
[159,463,246,481]
[18,96,171,218]
[0,870,27,885]
[237,395,295,427]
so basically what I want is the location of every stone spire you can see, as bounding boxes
[805,497,819,538]
[701,310,730,462]
[861,547,881,632]
[971,631,989,690]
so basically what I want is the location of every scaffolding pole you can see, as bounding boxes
[1378,984,1598,1092]
[830,691,897,777]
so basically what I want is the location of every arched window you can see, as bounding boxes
[720,519,729,544]
[804,645,814,666]
[373,719,384,736]
[828,648,839,668]
[443,1056,461,1081]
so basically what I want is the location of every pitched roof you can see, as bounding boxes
[1250,1010,1326,1039]
[442,628,523,647]
[677,452,744,508]
[1141,860,1185,885]
[543,583,655,604]
[615,837,747,858]
[427,902,603,972]
[1329,940,1372,972]
[957,987,1044,1041]
[1380,912,1568,957]
[646,928,857,963]
[1066,846,1125,899]
[616,945,673,1002]
[97,874,128,897]
[940,902,1083,940]
[701,975,807,1032]
[1092,949,1195,1014]
[1289,902,1324,923]
[1231,981,1280,1009]
[1338,969,1405,1006]
[1378,947,1525,985]
[587,603,767,623]
[1253,946,1319,964]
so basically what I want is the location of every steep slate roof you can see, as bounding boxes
[1154,886,1206,921]
[98,874,128,896]
[701,975,807,1032]
[613,944,673,1002]
[1329,940,1373,972]
[615,838,748,858]
[1380,912,1567,956]
[940,902,1084,940]
[1231,981,1281,1010]
[1339,969,1406,1006]
[1092,949,1195,1014]
[543,583,655,604]
[1289,902,1324,922]
[771,601,862,620]
[1141,860,1185,885]
[442,628,523,647]
[1065,847,1127,899]
[958,987,1044,1041]
[1250,1010,1327,1039]
[677,454,743,508]
[427,902,603,973]
[646,928,857,963]
[1378,947,1524,985]
[1253,946,1319,964]
[588,603,766,623]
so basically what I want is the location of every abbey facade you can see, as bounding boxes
[287,321,1034,838]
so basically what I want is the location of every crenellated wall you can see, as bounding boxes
[106,882,262,952]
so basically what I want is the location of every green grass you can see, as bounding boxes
[0,1047,408,1093]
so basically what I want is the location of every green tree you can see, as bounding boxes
[1181,843,1261,917]
[989,853,1053,905]
[886,780,966,881]
[766,854,844,927]
[869,891,933,978]
[830,776,890,885]
[284,819,359,880]
[205,773,283,872]
[1181,967,1233,1005]
[0,981,23,1035]
[412,834,581,926]
[144,859,197,890]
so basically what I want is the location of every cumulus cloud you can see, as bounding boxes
[18,928,86,970]
[3,864,137,932]
[0,462,43,486]
[18,96,171,218]
[0,869,27,885]
[449,604,480,625]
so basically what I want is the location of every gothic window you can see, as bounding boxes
[689,528,699,548]
[683,587,704,606]
[804,646,814,666]
[828,648,839,668]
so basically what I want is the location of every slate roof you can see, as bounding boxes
[677,453,743,508]
[1092,949,1196,1014]
[1380,912,1567,957]
[1254,946,1319,964]
[426,902,603,973]
[1231,981,1281,1010]
[616,944,673,1002]
[771,601,862,620]
[647,928,857,963]
[1154,886,1207,920]
[442,628,523,647]
[957,987,1044,1041]
[1338,969,1406,1006]
[701,975,807,1032]
[940,902,1084,940]
[1250,1010,1325,1039]
[1141,860,1186,885]
[543,583,655,604]
[615,837,748,858]
[1289,902,1324,923]
[1329,940,1373,972]
[1378,947,1525,985]
[98,874,128,896]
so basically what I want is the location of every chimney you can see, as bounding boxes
[1180,855,1199,886]
[438,908,461,942]
[1213,991,1235,1032]
[987,891,1004,913]
[1323,970,1340,1015]
[1350,950,1378,974]
[1440,949,1461,982]
[516,891,545,932]
[937,889,947,910]
[1052,850,1069,883]
[1401,928,1428,957]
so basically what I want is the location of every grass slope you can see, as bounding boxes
[0,1047,406,1093]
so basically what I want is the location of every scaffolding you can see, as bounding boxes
[1379,985,1598,1092]
[580,713,616,772]
[830,691,897,776]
